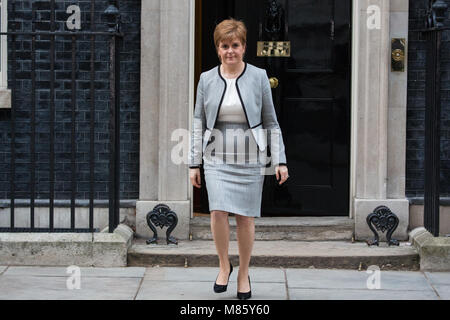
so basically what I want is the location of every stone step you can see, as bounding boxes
[190,216,354,241]
[128,238,420,270]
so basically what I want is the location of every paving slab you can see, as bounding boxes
[423,272,450,299]
[433,285,450,299]
[288,288,439,300]
[368,271,433,291]
[424,272,450,285]
[136,280,287,300]
[286,269,433,291]
[287,269,368,289]
[0,275,142,300]
[0,266,445,300]
[4,266,146,278]
[143,266,285,283]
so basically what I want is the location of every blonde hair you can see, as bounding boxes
[213,18,247,49]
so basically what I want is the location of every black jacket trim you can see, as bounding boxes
[250,122,263,129]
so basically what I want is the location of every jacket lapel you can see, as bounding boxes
[207,71,226,130]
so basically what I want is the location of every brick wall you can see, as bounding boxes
[0,0,140,200]
[407,0,450,198]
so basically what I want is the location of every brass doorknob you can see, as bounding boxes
[269,77,279,89]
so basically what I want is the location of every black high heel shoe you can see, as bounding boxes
[237,275,252,300]
[214,262,233,293]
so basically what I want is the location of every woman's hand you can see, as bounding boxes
[190,168,202,188]
[275,165,289,185]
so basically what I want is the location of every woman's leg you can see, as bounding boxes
[210,210,231,285]
[235,214,254,292]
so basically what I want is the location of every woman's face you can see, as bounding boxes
[217,37,246,66]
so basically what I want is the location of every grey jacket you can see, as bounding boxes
[189,62,287,168]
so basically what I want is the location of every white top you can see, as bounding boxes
[206,78,263,165]
[217,78,247,123]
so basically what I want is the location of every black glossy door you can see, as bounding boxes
[199,0,352,216]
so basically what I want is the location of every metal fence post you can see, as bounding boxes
[105,0,121,233]
[423,0,448,237]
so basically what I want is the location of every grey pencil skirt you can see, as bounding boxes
[203,121,267,218]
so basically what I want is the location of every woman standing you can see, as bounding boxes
[189,18,289,300]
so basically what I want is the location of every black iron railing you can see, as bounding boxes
[0,0,123,233]
[412,0,449,237]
